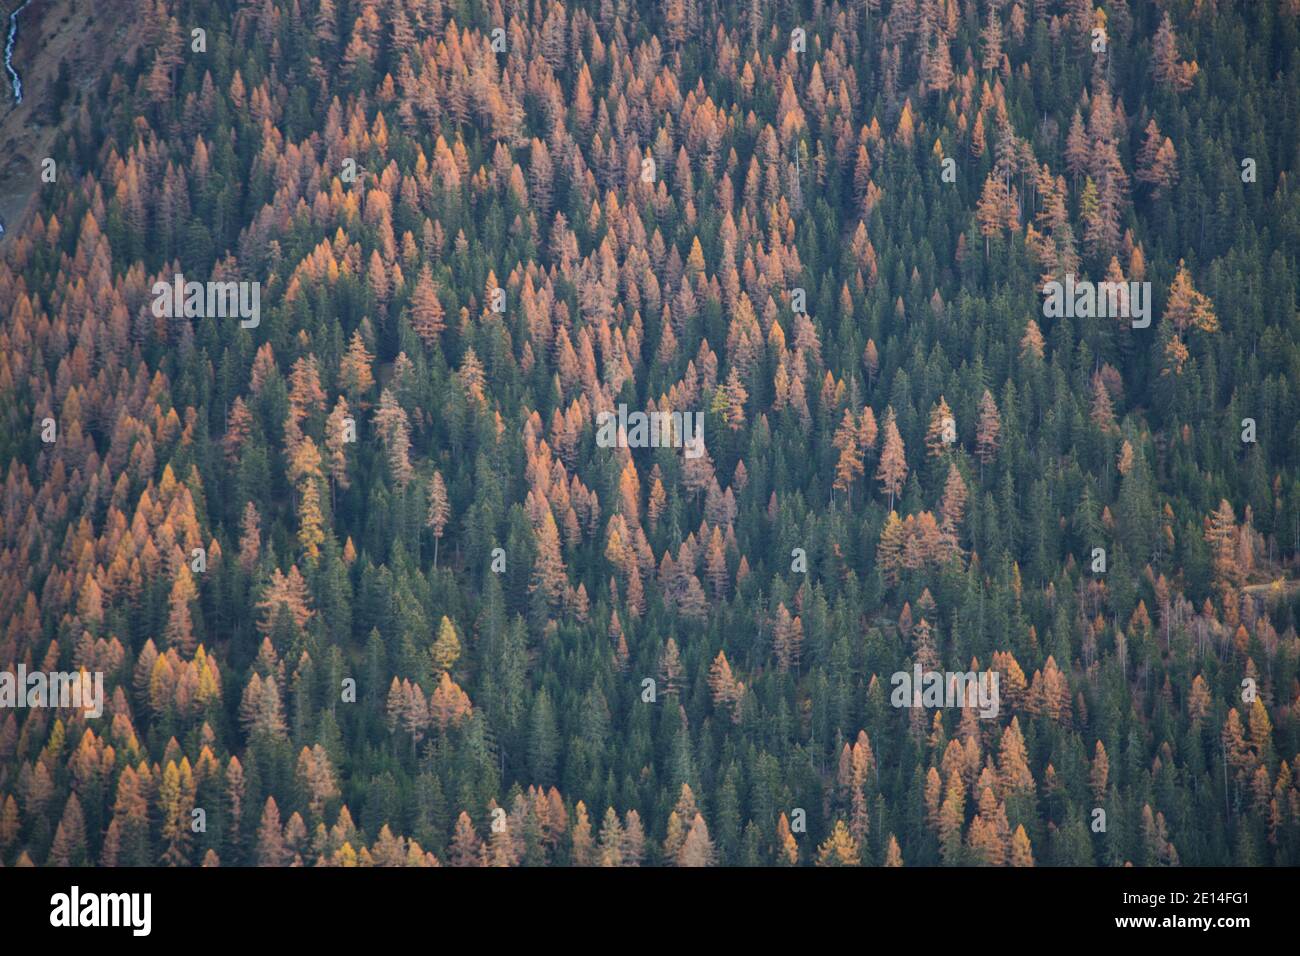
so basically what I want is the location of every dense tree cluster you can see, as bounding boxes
[2,0,1300,867]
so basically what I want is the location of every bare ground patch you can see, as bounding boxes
[0,0,140,234]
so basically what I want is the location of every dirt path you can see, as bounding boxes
[1241,577,1300,600]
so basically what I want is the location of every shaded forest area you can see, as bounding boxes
[2,0,1300,868]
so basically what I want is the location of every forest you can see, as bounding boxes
[1,0,1299,868]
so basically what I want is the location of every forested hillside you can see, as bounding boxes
[2,0,1300,868]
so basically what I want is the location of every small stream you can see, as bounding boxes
[4,0,33,106]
